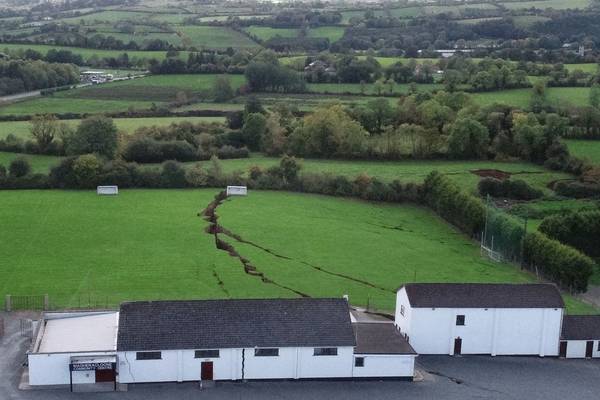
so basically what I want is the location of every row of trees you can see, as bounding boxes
[0,59,78,96]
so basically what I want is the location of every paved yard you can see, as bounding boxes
[1,312,600,400]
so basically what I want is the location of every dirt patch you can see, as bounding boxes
[471,169,512,180]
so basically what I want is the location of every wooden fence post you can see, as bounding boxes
[5,295,11,312]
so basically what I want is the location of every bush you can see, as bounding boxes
[72,154,102,188]
[539,211,600,259]
[523,231,594,292]
[66,116,119,159]
[554,181,600,198]
[123,138,196,163]
[8,157,31,178]
[478,178,543,200]
[216,145,249,159]
[161,160,187,188]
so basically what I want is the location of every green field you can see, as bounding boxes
[0,151,63,172]
[473,87,592,109]
[0,43,183,62]
[0,116,226,140]
[306,26,346,42]
[244,26,299,40]
[177,26,258,48]
[564,64,599,74]
[500,0,592,10]
[565,139,600,164]
[0,189,593,313]
[0,97,158,117]
[307,82,443,95]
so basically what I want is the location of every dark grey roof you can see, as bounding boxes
[562,315,600,340]
[117,298,355,352]
[401,283,564,309]
[353,323,416,355]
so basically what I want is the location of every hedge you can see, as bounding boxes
[539,211,600,259]
[478,177,543,200]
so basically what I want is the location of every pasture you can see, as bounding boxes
[500,0,592,10]
[565,139,600,164]
[0,116,226,140]
[473,87,592,109]
[0,97,158,117]
[307,82,443,95]
[0,189,593,313]
[177,26,259,48]
[244,26,299,40]
[0,151,63,173]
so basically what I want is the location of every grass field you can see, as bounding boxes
[177,26,258,48]
[500,0,592,9]
[0,116,226,140]
[0,151,62,172]
[0,43,183,62]
[306,26,346,42]
[564,64,599,74]
[0,189,593,313]
[473,87,591,109]
[307,82,444,95]
[0,97,158,117]
[565,139,600,164]
[244,26,299,40]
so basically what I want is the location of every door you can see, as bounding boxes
[454,337,462,355]
[201,361,214,381]
[559,341,568,358]
[95,369,115,383]
[586,341,594,358]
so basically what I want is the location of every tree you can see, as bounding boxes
[67,116,119,158]
[367,98,394,134]
[279,155,302,185]
[242,113,267,151]
[447,117,490,159]
[589,83,600,109]
[30,114,59,152]
[417,99,454,133]
[530,80,547,113]
[8,157,31,178]
[213,75,235,102]
[244,95,265,115]
[72,154,101,187]
[261,113,287,155]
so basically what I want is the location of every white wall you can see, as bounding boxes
[395,290,563,356]
[352,355,416,378]
[565,340,600,358]
[296,347,353,379]
[28,352,114,386]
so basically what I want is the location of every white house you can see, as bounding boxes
[116,298,416,384]
[394,283,564,356]
[27,311,119,391]
[560,315,600,358]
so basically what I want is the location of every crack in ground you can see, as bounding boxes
[426,370,515,398]
[211,264,230,297]
[200,191,309,298]
[215,213,393,293]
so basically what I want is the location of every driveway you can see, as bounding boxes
[2,312,600,400]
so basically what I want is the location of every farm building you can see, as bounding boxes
[560,315,600,358]
[27,298,416,390]
[394,283,565,356]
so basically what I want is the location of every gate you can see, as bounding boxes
[5,294,48,311]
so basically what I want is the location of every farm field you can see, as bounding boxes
[307,82,444,95]
[565,139,600,164]
[0,116,226,140]
[177,26,259,48]
[473,87,591,108]
[0,43,184,62]
[306,26,346,42]
[0,189,594,313]
[244,26,299,40]
[0,97,158,116]
[500,0,592,10]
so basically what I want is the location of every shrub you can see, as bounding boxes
[478,178,543,200]
[539,211,600,259]
[66,115,119,159]
[216,145,249,159]
[8,157,31,178]
[185,163,209,187]
[72,154,102,188]
[161,160,187,188]
[523,231,594,292]
[0,164,6,179]
[554,181,600,198]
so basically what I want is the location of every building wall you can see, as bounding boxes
[118,346,358,383]
[352,354,416,378]
[564,340,600,358]
[28,351,114,386]
[394,290,563,356]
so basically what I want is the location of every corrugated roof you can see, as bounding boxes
[117,298,355,352]
[562,315,600,340]
[353,323,416,355]
[401,283,564,309]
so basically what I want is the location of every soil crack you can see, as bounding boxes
[200,191,309,298]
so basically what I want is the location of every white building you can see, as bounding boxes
[27,298,416,391]
[394,283,564,356]
[28,311,119,391]
[560,315,600,359]
[116,298,416,384]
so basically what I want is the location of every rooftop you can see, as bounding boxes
[34,312,118,353]
[401,283,565,309]
[562,315,600,340]
[353,323,416,355]
[117,298,355,352]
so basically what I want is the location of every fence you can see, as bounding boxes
[480,196,527,264]
[4,294,48,312]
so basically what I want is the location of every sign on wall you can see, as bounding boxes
[70,362,114,371]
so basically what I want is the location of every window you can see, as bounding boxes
[136,351,161,360]
[355,357,364,367]
[400,305,405,316]
[254,348,279,357]
[195,349,220,358]
[456,315,465,326]
[313,347,338,356]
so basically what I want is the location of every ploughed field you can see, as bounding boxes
[0,189,593,313]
